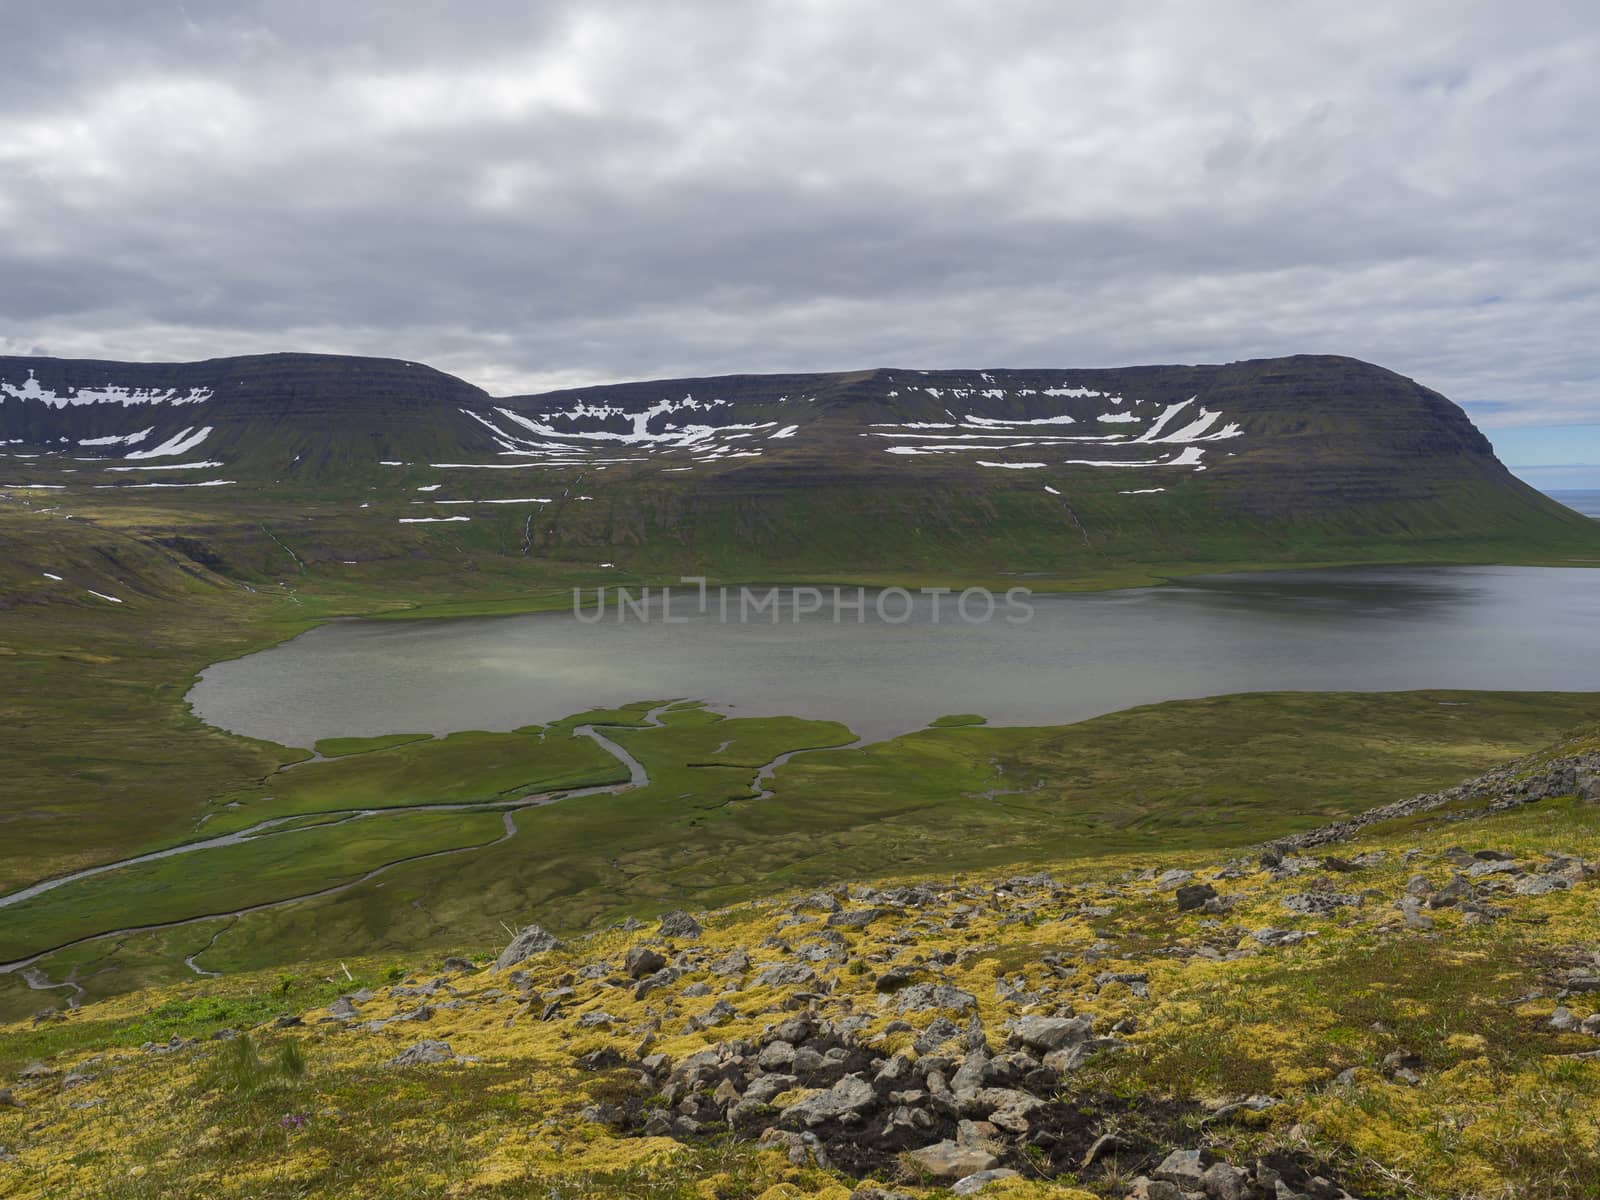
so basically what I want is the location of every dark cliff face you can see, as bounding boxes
[0,350,1553,526]
[0,353,498,471]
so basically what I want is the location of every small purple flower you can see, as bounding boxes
[279,1113,308,1130]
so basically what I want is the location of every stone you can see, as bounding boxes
[1549,1006,1580,1032]
[1151,1148,1212,1189]
[625,946,667,979]
[1176,883,1218,912]
[1429,875,1475,909]
[896,983,978,1013]
[1252,928,1316,948]
[905,1139,999,1180]
[1282,893,1359,916]
[1397,897,1434,931]
[495,923,563,970]
[575,1010,614,1029]
[951,1169,1021,1195]
[1081,1131,1126,1168]
[1202,1160,1252,1200]
[0,1088,22,1109]
[1008,1014,1092,1053]
[16,1062,54,1080]
[327,996,360,1019]
[1515,875,1568,896]
[710,947,750,976]
[827,907,890,929]
[780,1074,876,1126]
[914,1017,963,1053]
[385,1039,454,1068]
[1127,1181,1184,1200]
[752,962,817,988]
[657,910,702,940]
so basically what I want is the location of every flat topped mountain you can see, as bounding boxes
[2,351,1593,574]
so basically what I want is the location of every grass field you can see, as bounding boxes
[4,485,1600,1022]
[5,685,1598,1021]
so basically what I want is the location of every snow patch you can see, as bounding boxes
[79,427,155,447]
[1,370,212,408]
[124,426,213,459]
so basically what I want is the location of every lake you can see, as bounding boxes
[189,566,1600,748]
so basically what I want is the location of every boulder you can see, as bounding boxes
[624,946,668,980]
[780,1074,876,1126]
[385,1039,454,1068]
[1176,883,1218,912]
[495,923,563,970]
[658,910,702,940]
[1151,1147,1212,1189]
[905,1139,999,1180]
[1008,1014,1092,1053]
[951,1169,1020,1195]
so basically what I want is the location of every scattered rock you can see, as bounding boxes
[495,923,563,970]
[624,946,667,979]
[385,1040,455,1068]
[1175,883,1218,912]
[657,910,702,940]
[951,1168,1020,1194]
[905,1139,999,1180]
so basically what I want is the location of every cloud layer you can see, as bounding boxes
[2,1,1596,427]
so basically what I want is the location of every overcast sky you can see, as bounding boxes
[1,1,1596,478]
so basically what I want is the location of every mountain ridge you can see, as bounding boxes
[2,350,1595,577]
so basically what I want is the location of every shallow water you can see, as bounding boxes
[190,566,1600,747]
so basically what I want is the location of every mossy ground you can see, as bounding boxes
[4,778,1599,1199]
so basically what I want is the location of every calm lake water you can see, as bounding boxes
[190,566,1600,748]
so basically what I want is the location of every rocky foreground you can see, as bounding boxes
[3,744,1600,1199]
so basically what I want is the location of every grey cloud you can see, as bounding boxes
[0,1,1596,426]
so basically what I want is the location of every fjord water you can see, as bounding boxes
[190,566,1600,748]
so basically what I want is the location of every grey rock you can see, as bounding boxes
[575,1010,614,1029]
[905,1139,999,1180]
[625,946,668,979]
[709,947,750,976]
[780,1074,876,1126]
[1252,928,1316,948]
[951,1169,1021,1195]
[1202,1160,1252,1200]
[385,1039,454,1068]
[1176,883,1218,912]
[827,907,891,929]
[1152,1147,1212,1188]
[753,962,817,988]
[495,923,563,970]
[1548,1006,1580,1032]
[914,1017,963,1054]
[1282,893,1360,916]
[658,910,702,940]
[1127,1181,1184,1200]
[1429,875,1475,909]
[896,983,978,1013]
[1397,897,1434,930]
[1515,875,1568,896]
[1008,1014,1092,1053]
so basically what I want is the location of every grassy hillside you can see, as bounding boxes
[3,734,1598,1199]
[6,685,1599,1023]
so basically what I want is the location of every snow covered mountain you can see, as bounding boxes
[1,352,1587,566]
